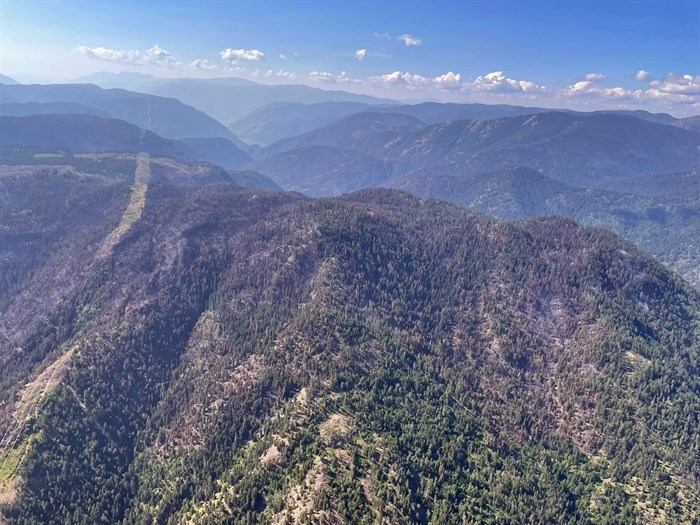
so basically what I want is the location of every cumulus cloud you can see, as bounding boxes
[397,34,423,46]
[471,71,545,93]
[374,70,432,87]
[583,73,607,82]
[74,44,180,67]
[355,49,367,61]
[634,69,650,81]
[650,73,700,95]
[264,69,298,80]
[434,72,462,89]
[190,58,217,71]
[563,72,699,106]
[563,80,633,99]
[308,71,336,82]
[220,48,265,63]
[226,65,248,75]
[280,54,287,60]
[364,70,463,91]
[373,32,391,39]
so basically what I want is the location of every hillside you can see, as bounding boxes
[253,111,698,190]
[0,114,259,172]
[384,112,699,187]
[0,83,238,141]
[229,101,375,146]
[179,137,252,169]
[251,145,394,196]
[258,112,426,160]
[0,157,698,524]
[0,114,194,160]
[396,166,700,287]
[0,102,110,118]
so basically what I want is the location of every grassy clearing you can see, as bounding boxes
[97,153,150,259]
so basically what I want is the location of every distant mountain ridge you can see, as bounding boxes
[229,101,377,146]
[383,111,699,186]
[76,71,396,125]
[0,114,193,160]
[0,101,110,118]
[259,112,426,159]
[0,82,240,142]
[0,114,251,169]
[252,110,699,189]
[0,74,20,85]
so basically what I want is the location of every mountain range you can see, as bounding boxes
[0,113,252,169]
[0,152,698,523]
[0,82,234,141]
[1,73,699,523]
[76,72,394,125]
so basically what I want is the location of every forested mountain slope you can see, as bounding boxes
[396,166,700,288]
[0,156,698,524]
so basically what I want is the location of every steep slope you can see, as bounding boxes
[179,137,252,169]
[0,83,238,141]
[251,145,393,196]
[0,172,698,524]
[229,101,375,146]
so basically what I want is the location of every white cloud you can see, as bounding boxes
[279,54,287,60]
[634,69,650,81]
[190,58,217,71]
[365,70,464,91]
[434,71,462,89]
[566,80,595,94]
[373,32,391,39]
[650,73,700,95]
[563,72,699,106]
[336,71,357,84]
[397,34,423,46]
[583,73,607,82]
[372,71,432,87]
[308,71,335,82]
[563,80,634,99]
[355,49,367,61]
[220,48,265,63]
[227,65,248,75]
[264,69,298,80]
[74,44,180,67]
[470,71,545,93]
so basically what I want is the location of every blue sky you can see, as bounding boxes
[1,0,698,115]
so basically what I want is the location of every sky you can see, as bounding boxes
[1,0,699,116]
